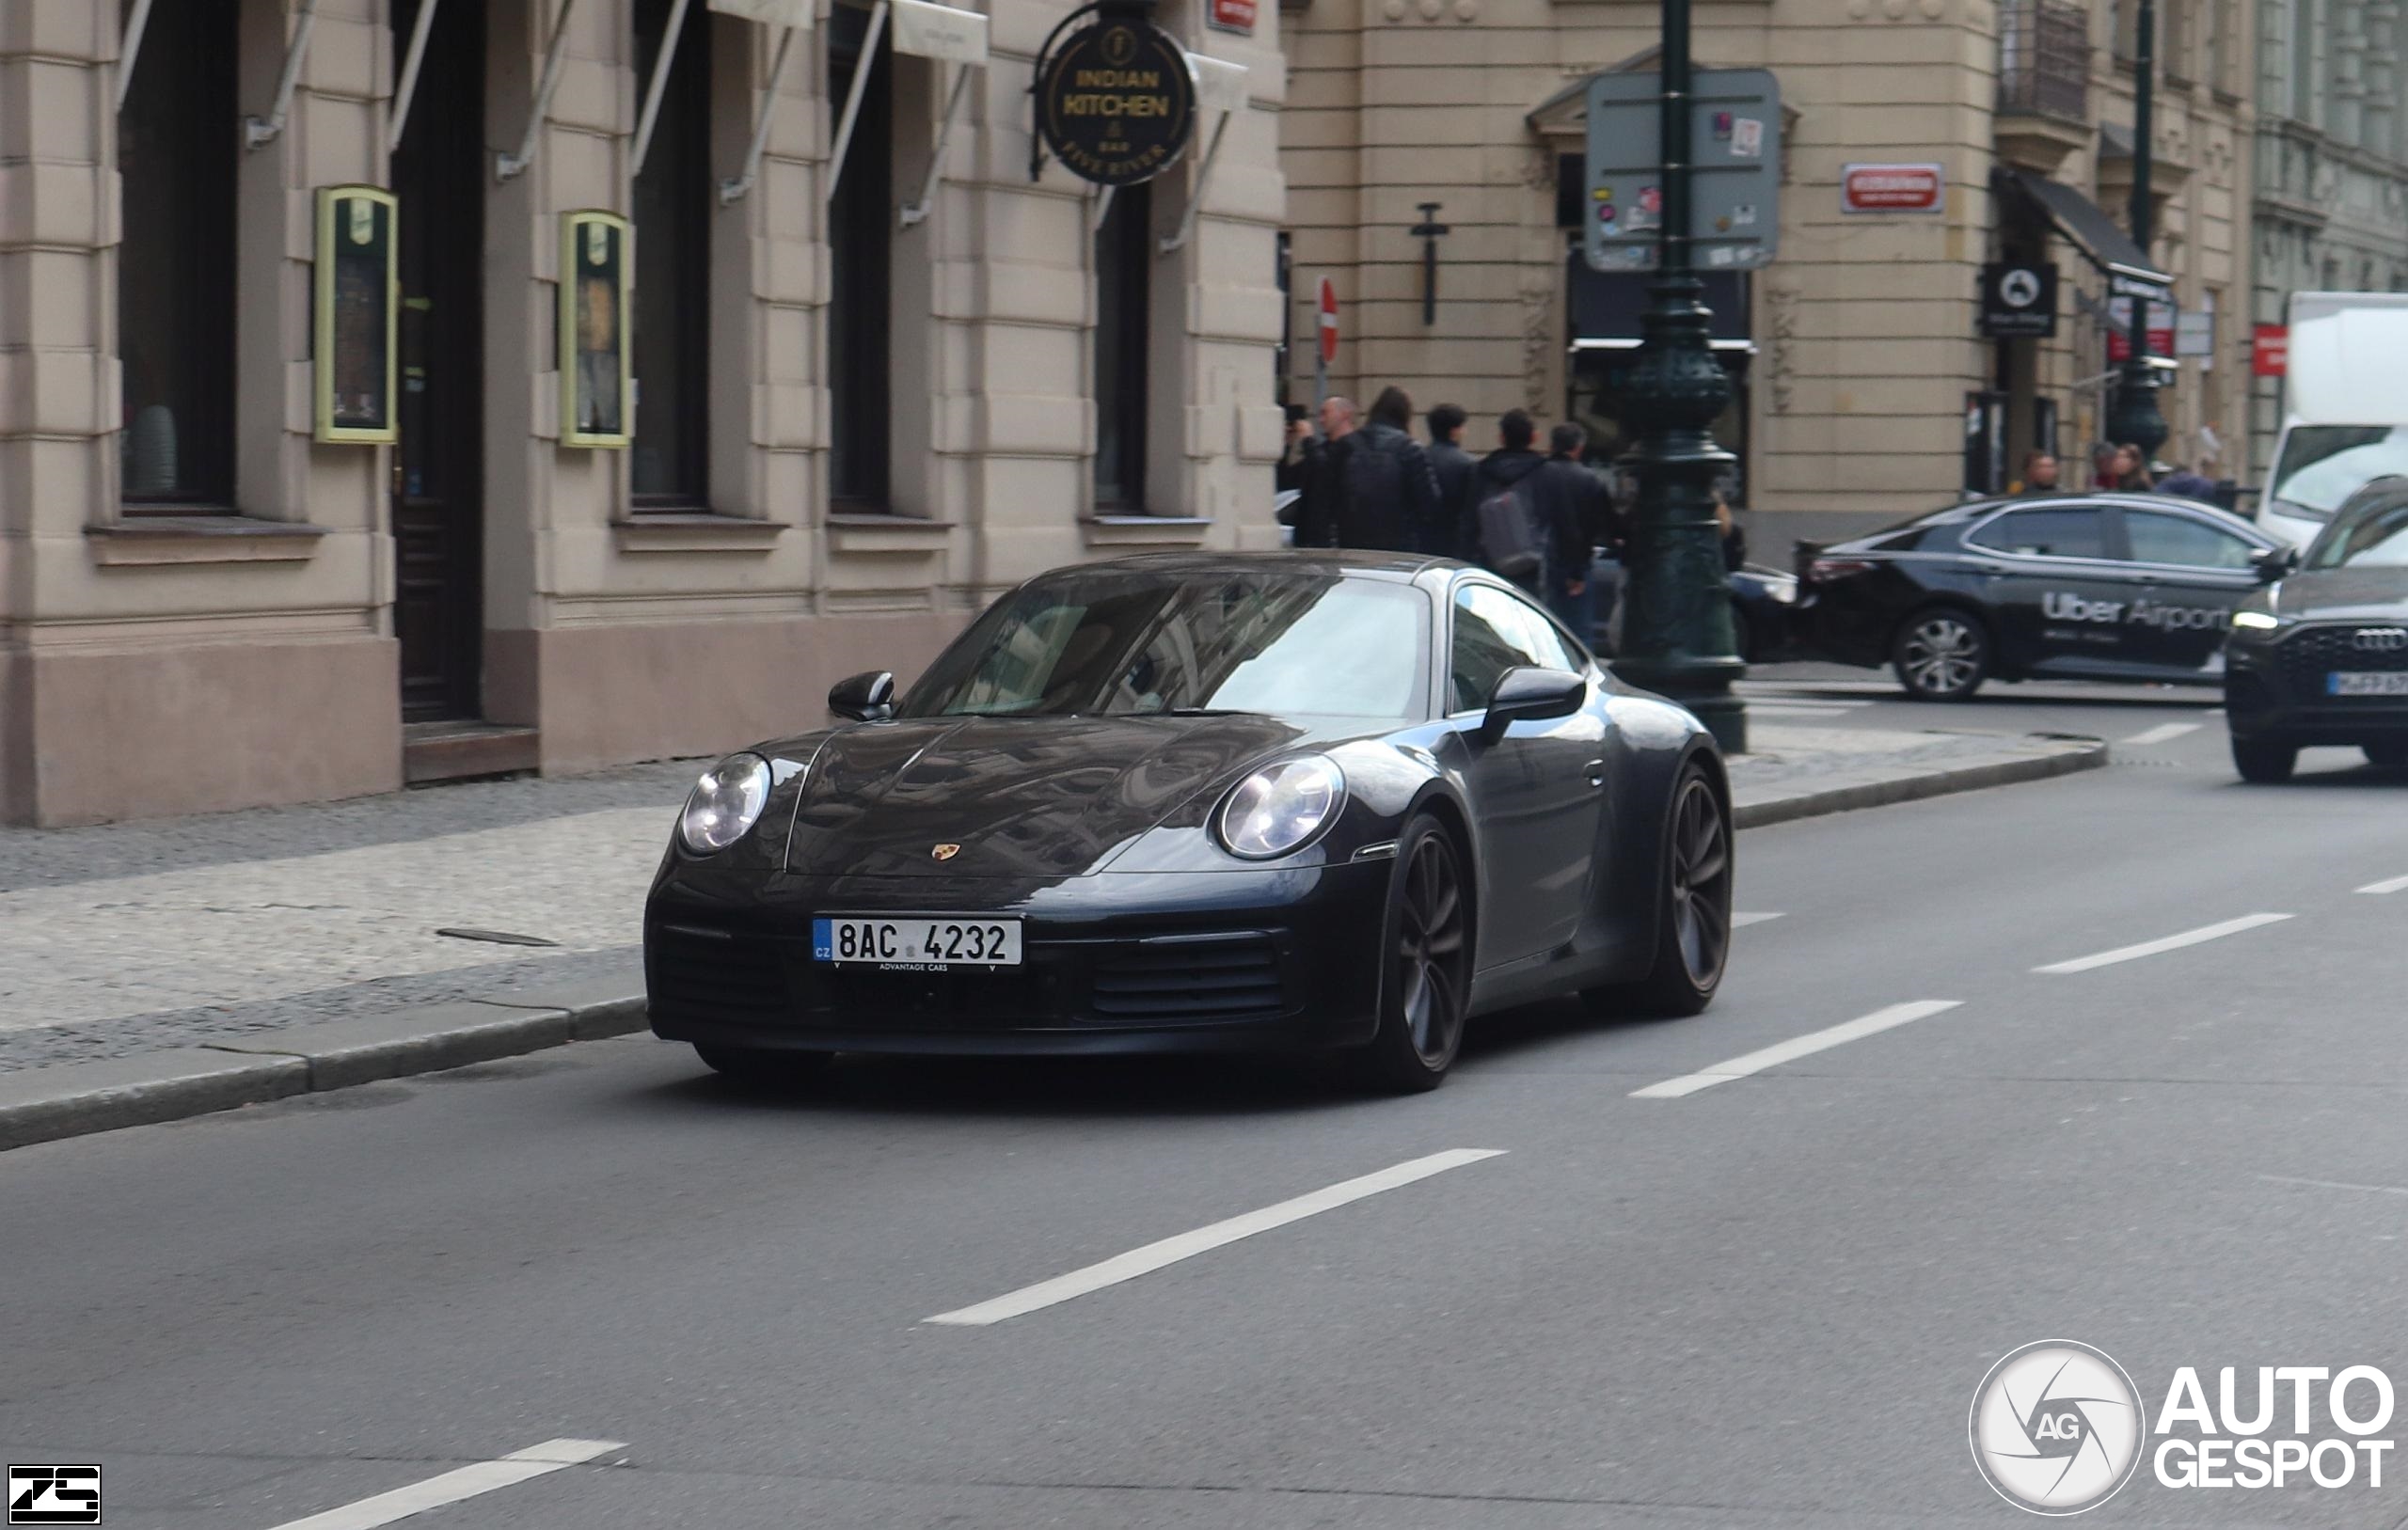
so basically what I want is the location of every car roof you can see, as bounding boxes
[1082,549,1453,583]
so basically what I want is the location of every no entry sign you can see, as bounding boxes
[1317,276,1339,365]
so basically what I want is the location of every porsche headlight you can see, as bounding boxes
[1216,757,1344,860]
[677,752,772,854]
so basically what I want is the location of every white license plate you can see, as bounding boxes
[811,916,1022,968]
[2328,671,2408,697]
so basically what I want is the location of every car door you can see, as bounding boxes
[2114,504,2268,673]
[1961,501,2148,674]
[1447,582,1608,968]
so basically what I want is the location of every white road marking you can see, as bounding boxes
[1629,1001,1961,1099]
[262,1440,625,1530]
[1732,911,1785,927]
[2123,721,2203,746]
[924,1149,1506,1326]
[2034,913,2292,974]
[2357,874,2408,895]
[1746,703,1869,719]
[2259,1174,2408,1198]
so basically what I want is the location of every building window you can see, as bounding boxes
[118,0,238,507]
[827,5,892,511]
[1093,181,1152,512]
[631,0,711,507]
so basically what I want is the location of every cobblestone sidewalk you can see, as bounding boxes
[0,723,2096,1074]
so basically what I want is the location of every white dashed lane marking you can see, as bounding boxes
[263,1440,625,1530]
[925,1150,1507,1326]
[1732,911,1785,928]
[2357,875,2408,895]
[2034,913,2292,974]
[1629,1001,1962,1099]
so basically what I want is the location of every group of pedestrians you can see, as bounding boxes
[2007,444,2225,503]
[1277,386,1623,638]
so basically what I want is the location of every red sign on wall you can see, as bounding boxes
[2252,323,2289,377]
[1840,163,1944,213]
[1209,0,1256,33]
[2105,296,2177,362]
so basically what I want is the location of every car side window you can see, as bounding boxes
[1965,506,2111,560]
[1450,584,1583,712]
[2123,509,2258,570]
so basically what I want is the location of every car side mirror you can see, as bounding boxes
[2251,545,2297,583]
[1480,666,1586,743]
[829,670,895,722]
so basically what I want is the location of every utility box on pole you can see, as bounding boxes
[1584,69,1782,275]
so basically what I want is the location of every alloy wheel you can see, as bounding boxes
[1396,830,1469,1066]
[1901,614,1982,697]
[1668,777,1732,987]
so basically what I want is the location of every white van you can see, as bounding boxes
[2260,292,2408,547]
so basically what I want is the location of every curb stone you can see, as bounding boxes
[0,733,2107,1153]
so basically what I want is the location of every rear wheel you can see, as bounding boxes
[1584,765,1731,1019]
[2231,736,2298,783]
[2364,742,2408,769]
[1348,814,1471,1093]
[694,1045,832,1089]
[1891,607,1989,701]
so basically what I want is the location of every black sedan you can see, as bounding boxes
[2225,478,2408,781]
[1792,494,2288,700]
[644,552,1734,1093]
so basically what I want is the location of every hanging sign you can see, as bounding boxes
[1035,13,1197,186]
[559,211,632,449]
[892,0,988,63]
[1209,0,1257,33]
[2253,323,2289,377]
[707,0,813,26]
[1978,260,2058,339]
[313,185,398,445]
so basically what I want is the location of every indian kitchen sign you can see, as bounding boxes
[1036,14,1196,186]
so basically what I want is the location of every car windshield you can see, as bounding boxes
[901,570,1430,722]
[2305,498,2408,570]
[2269,427,2408,517]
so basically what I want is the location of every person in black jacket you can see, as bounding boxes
[1528,422,1613,636]
[1424,402,1479,560]
[1334,386,1442,552]
[1291,395,1356,549]
[1463,410,1586,604]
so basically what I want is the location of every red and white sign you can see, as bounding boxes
[1840,163,1945,213]
[2105,296,2177,362]
[2252,323,2289,377]
[1209,0,1256,32]
[1317,276,1339,366]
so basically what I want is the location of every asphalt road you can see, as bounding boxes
[8,682,2408,1528]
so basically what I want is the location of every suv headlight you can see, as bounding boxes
[677,752,773,854]
[2231,609,2285,633]
[1215,757,1344,860]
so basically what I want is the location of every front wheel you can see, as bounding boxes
[1346,813,1472,1094]
[1584,765,1732,1019]
[1891,608,1989,701]
[2231,736,2298,783]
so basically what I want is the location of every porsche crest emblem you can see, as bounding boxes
[930,844,961,861]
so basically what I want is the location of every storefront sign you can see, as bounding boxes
[892,0,988,64]
[2105,294,2177,362]
[707,0,813,26]
[1036,14,1197,186]
[2253,323,2289,377]
[1978,260,2057,339]
[1840,163,1944,213]
[1209,0,1257,33]
[559,211,632,449]
[313,185,398,445]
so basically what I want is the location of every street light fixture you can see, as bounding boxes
[1611,0,1746,752]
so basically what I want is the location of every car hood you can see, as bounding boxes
[781,714,1317,878]
[2272,569,2408,623]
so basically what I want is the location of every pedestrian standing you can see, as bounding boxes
[2090,443,2122,491]
[1292,395,1356,549]
[2154,460,2219,500]
[1465,411,1576,600]
[1334,386,1442,553]
[2115,444,2156,492]
[1529,422,1610,639]
[1425,402,1479,560]
[2008,450,2062,496]
[1275,403,1312,495]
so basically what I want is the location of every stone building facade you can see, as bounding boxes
[0,0,1285,825]
[2247,0,2408,478]
[1280,0,2254,520]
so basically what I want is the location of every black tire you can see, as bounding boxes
[1347,813,1472,1094]
[1891,607,1989,701]
[1583,765,1732,1019]
[2231,736,2298,783]
[694,1044,832,1089]
[2364,742,2408,769]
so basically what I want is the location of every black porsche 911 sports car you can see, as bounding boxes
[1791,493,2288,699]
[644,552,1734,1092]
[2224,477,2408,781]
